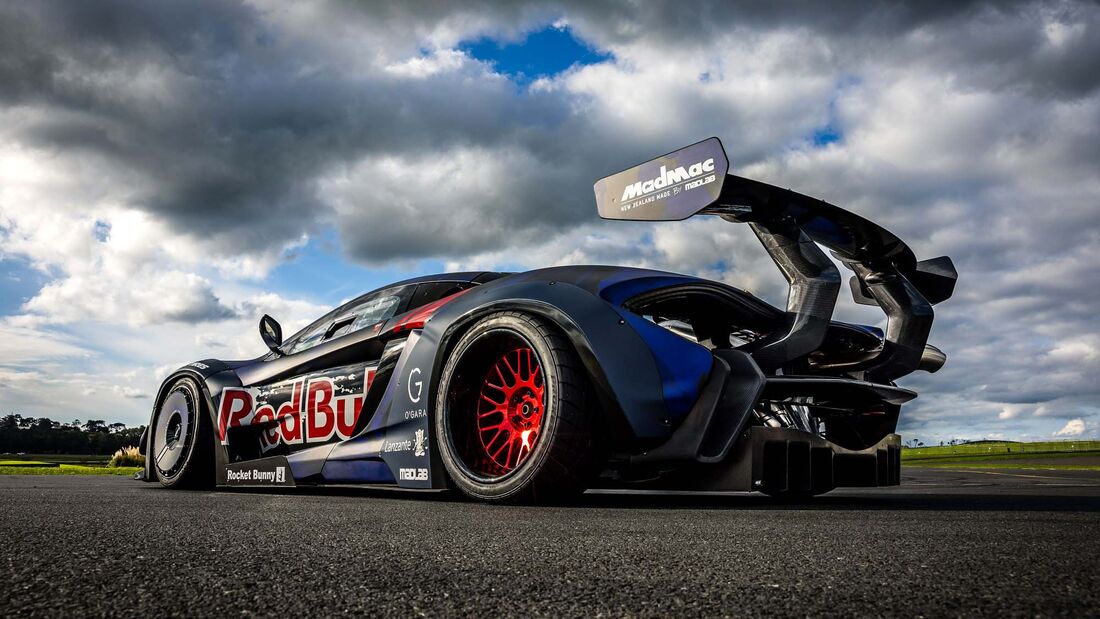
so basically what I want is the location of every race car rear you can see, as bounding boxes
[594,138,957,496]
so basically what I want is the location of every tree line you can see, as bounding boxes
[0,415,145,455]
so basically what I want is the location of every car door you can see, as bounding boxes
[218,285,416,460]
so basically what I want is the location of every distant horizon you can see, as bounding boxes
[3,412,1097,446]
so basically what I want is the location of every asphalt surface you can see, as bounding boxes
[2,469,1099,617]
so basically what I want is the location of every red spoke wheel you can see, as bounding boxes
[436,312,597,503]
[476,347,545,474]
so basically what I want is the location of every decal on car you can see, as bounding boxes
[370,331,437,489]
[594,137,729,221]
[398,467,428,481]
[223,456,295,487]
[407,367,423,403]
[413,428,427,457]
[217,367,377,451]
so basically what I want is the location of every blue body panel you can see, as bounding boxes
[319,460,395,484]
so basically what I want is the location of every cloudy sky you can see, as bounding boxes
[1,0,1097,442]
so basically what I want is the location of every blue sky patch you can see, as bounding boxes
[811,125,841,146]
[809,76,859,147]
[93,220,111,242]
[0,256,49,315]
[266,236,449,307]
[459,24,611,84]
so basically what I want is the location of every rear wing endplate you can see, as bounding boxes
[595,137,730,221]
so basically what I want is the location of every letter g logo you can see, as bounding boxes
[408,367,423,403]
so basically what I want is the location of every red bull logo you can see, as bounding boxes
[217,369,375,450]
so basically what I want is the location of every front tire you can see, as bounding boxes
[151,376,214,489]
[435,312,596,503]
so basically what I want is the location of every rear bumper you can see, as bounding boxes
[623,347,907,491]
[617,427,901,494]
[732,427,901,493]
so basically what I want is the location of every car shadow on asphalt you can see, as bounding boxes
[576,491,1100,512]
[200,483,1100,512]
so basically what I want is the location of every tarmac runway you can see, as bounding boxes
[2,468,1099,617]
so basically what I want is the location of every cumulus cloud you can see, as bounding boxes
[112,385,149,400]
[1054,418,1087,437]
[0,319,90,364]
[0,0,1097,438]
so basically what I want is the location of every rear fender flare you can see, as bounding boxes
[422,281,694,450]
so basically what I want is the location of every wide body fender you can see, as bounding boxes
[142,360,245,484]
[420,272,716,452]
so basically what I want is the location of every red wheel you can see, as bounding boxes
[436,312,597,503]
[475,347,545,475]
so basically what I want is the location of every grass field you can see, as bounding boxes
[0,453,137,476]
[0,453,111,464]
[903,440,1100,470]
[0,464,140,476]
[4,443,1098,475]
[0,459,59,468]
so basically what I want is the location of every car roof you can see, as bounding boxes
[383,271,511,288]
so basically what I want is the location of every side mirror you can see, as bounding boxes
[259,314,283,355]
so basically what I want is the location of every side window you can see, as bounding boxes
[285,321,331,355]
[329,293,404,339]
[408,281,472,312]
[284,285,414,355]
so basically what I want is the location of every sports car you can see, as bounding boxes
[139,137,957,502]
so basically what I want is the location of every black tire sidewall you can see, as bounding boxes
[153,376,211,489]
[435,314,565,501]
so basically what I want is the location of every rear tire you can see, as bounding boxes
[435,312,596,503]
[151,376,214,489]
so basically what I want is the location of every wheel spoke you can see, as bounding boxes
[491,437,510,459]
[501,354,517,380]
[464,342,548,477]
[155,443,171,467]
[477,395,503,409]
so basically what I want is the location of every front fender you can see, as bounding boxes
[142,363,242,484]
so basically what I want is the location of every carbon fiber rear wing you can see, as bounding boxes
[594,137,956,381]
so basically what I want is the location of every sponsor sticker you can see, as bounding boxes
[594,137,729,221]
[381,332,434,489]
[383,438,413,453]
[403,407,427,420]
[413,428,427,457]
[223,457,295,486]
[217,367,376,451]
[407,367,423,403]
[398,467,428,481]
